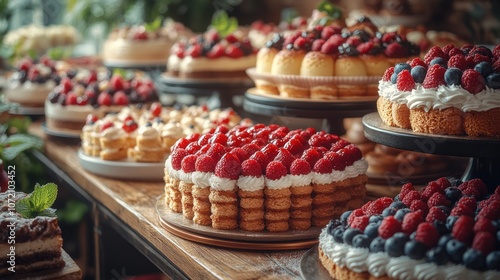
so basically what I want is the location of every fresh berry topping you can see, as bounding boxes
[409,57,427,69]
[463,249,487,270]
[274,148,295,170]
[112,91,129,105]
[347,209,364,226]
[458,178,488,199]
[284,138,305,155]
[402,210,424,234]
[415,222,439,247]
[324,151,347,171]
[487,72,500,89]
[366,197,393,216]
[171,149,188,170]
[409,200,429,215]
[384,42,408,58]
[447,54,468,71]
[149,102,162,117]
[410,66,426,84]
[351,215,370,231]
[122,120,138,133]
[394,63,411,75]
[250,151,269,174]
[356,41,374,55]
[97,92,112,106]
[452,215,475,244]
[396,69,415,91]
[206,143,226,162]
[426,206,447,223]
[430,57,447,68]
[265,161,287,180]
[424,46,447,65]
[461,69,486,94]
[474,217,496,234]
[209,133,228,145]
[401,190,421,206]
[100,120,113,132]
[405,240,427,259]
[427,192,451,208]
[195,154,216,172]
[313,158,333,174]
[301,148,322,167]
[385,232,409,257]
[215,153,241,180]
[400,183,415,200]
[241,159,262,177]
[181,155,197,173]
[378,216,402,239]
[444,67,462,86]
[422,64,447,89]
[382,67,395,82]
[261,143,279,159]
[229,147,248,162]
[290,158,311,176]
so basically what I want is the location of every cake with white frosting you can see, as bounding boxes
[164,125,368,232]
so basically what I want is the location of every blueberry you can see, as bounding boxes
[333,226,346,243]
[327,219,342,235]
[385,232,410,257]
[352,30,370,42]
[430,57,447,68]
[390,72,397,84]
[446,216,459,231]
[410,65,426,83]
[433,221,449,235]
[426,246,449,265]
[404,240,427,259]
[48,91,60,104]
[436,205,451,215]
[474,61,493,77]
[446,239,467,263]
[382,207,397,217]
[343,228,362,245]
[463,249,486,270]
[364,222,381,238]
[394,208,412,222]
[389,201,406,210]
[493,220,500,230]
[444,68,462,86]
[352,234,373,248]
[393,194,401,202]
[486,251,500,271]
[394,63,411,75]
[369,215,384,224]
[370,236,386,253]
[486,72,500,89]
[340,211,352,225]
[444,187,462,203]
[438,234,453,249]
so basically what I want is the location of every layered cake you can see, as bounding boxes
[255,17,420,99]
[4,57,59,107]
[102,19,193,66]
[378,44,500,137]
[81,103,247,162]
[164,124,368,232]
[318,177,500,279]
[45,69,159,133]
[0,191,64,276]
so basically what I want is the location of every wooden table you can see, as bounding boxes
[30,122,308,280]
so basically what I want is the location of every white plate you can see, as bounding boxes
[78,149,165,181]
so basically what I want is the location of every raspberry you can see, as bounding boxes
[450,204,475,217]
[274,148,295,171]
[250,151,270,174]
[241,159,262,177]
[171,148,188,170]
[284,138,305,155]
[181,154,197,173]
[466,53,491,68]
[381,32,397,44]
[382,67,395,82]
[215,153,241,180]
[378,216,403,239]
[313,158,333,174]
[346,36,362,47]
[384,42,409,58]
[261,143,279,159]
[301,148,322,168]
[415,222,439,247]
[427,193,451,208]
[402,210,424,234]
[399,182,415,200]
[442,44,457,56]
[452,216,475,244]
[409,57,427,69]
[361,201,372,214]
[348,209,365,226]
[457,196,477,211]
[461,69,486,95]
[424,46,447,65]
[356,41,374,55]
[351,215,370,231]
[458,178,488,198]
[366,197,393,215]
[206,143,227,162]
[410,200,429,215]
[242,143,260,157]
[426,206,447,223]
[449,48,463,58]
[396,69,415,91]
[422,64,446,89]
[311,39,325,52]
[265,161,287,180]
[477,201,500,220]
[447,54,468,71]
[290,158,311,176]
[344,144,362,162]
[473,217,496,234]
[435,177,451,190]
[472,232,496,255]
[421,182,443,202]
[402,190,421,206]
[330,139,350,151]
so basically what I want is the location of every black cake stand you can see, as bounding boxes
[243,89,377,135]
[362,112,500,192]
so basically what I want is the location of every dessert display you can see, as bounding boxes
[0,184,64,277]
[318,177,500,279]
[45,69,159,133]
[164,124,368,232]
[377,44,500,137]
[247,16,308,49]
[253,17,420,99]
[102,19,193,66]
[81,103,246,162]
[4,57,59,108]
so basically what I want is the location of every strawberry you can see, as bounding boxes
[293,36,310,50]
[225,44,244,58]
[241,159,262,177]
[384,42,408,58]
[409,200,429,215]
[301,148,322,167]
[209,133,228,145]
[274,148,295,171]
[452,215,475,244]
[346,36,362,47]
[171,148,188,170]
[424,46,447,65]
[242,143,260,157]
[313,158,333,174]
[356,42,374,55]
[382,67,395,82]
[321,26,336,40]
[381,32,397,44]
[66,92,78,105]
[250,151,270,174]
[344,144,362,161]
[290,158,311,175]
[109,75,124,91]
[284,138,305,155]
[261,143,279,159]
[351,215,369,231]
[181,154,197,173]
[122,120,138,133]
[396,69,415,91]
[378,216,403,239]
[215,153,241,180]
[206,43,225,59]
[321,39,340,55]
[402,210,424,234]
[402,190,421,206]
[185,142,200,154]
[112,91,129,105]
[230,147,249,162]
[409,57,426,69]
[427,192,451,208]
[206,143,226,162]
[473,217,496,234]
[336,148,356,166]
[97,92,112,106]
[472,232,496,255]
[323,151,346,171]
[461,69,485,94]
[60,77,73,94]
[265,161,287,180]
[85,114,99,125]
[133,29,148,40]
[172,138,190,151]
[366,197,393,215]
[186,44,202,58]
[195,154,216,172]
[426,206,447,223]
[415,222,439,247]
[149,102,162,117]
[422,64,446,89]
[197,133,213,146]
[225,34,239,44]
[311,39,325,52]
[447,54,468,71]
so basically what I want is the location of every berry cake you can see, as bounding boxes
[319,177,500,280]
[4,57,59,108]
[167,29,258,79]
[255,17,420,99]
[164,125,368,232]
[378,44,500,137]
[45,70,158,133]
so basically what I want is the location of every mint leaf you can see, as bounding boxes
[15,198,32,218]
[145,17,162,32]
[38,208,57,217]
[211,10,238,38]
[15,183,58,218]
[113,68,127,77]
[317,0,342,19]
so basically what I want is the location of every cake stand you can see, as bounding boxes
[244,88,377,135]
[103,61,167,72]
[362,112,500,192]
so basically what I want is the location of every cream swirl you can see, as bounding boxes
[386,256,422,280]
[345,248,369,273]
[101,126,125,140]
[165,157,181,180]
[161,122,184,138]
[209,176,236,191]
[367,252,389,277]
[462,88,500,112]
[265,175,292,190]
[414,262,440,280]
[312,172,334,185]
[289,173,312,187]
[237,176,265,191]
[191,171,211,188]
[331,243,349,268]
[138,126,160,139]
[406,86,439,112]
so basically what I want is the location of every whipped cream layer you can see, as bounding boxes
[45,100,125,122]
[319,228,500,280]
[312,159,368,185]
[5,80,56,105]
[237,175,265,191]
[175,55,256,73]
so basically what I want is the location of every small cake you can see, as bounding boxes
[164,124,369,232]
[4,57,59,107]
[378,44,500,137]
[128,124,165,162]
[318,177,500,279]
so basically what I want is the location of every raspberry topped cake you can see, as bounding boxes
[318,177,500,279]
[164,124,368,232]
[378,44,500,137]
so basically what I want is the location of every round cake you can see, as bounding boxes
[377,44,500,137]
[164,125,369,232]
[45,69,158,133]
[318,177,500,279]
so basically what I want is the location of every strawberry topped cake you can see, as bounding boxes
[378,44,500,137]
[164,124,368,232]
[45,70,158,133]
[318,177,500,280]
